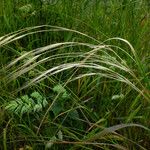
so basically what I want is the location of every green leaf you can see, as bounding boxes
[21,105,28,115]
[57,130,63,140]
[18,4,33,14]
[62,92,70,99]
[42,98,48,107]
[53,84,66,94]
[45,136,57,149]
[5,101,18,112]
[34,104,42,112]
[51,102,63,116]
[21,95,30,103]
[16,99,23,105]
[14,103,22,114]
[5,91,47,115]
[68,110,79,120]
[112,94,124,100]
[31,91,43,103]
[28,98,35,106]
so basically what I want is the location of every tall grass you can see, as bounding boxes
[0,0,150,149]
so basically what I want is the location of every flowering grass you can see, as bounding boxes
[0,1,150,149]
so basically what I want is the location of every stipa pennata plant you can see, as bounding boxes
[5,91,48,116]
[2,25,149,102]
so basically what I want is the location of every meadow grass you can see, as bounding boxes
[0,0,150,149]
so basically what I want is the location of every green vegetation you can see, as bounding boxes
[0,0,150,149]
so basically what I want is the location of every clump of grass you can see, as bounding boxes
[0,25,149,149]
[0,1,150,149]
[1,25,149,100]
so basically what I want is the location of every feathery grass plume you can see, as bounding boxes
[0,1,149,149]
[1,25,149,102]
[0,25,150,149]
[0,25,149,99]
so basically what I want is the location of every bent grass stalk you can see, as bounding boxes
[1,25,150,148]
[1,26,149,97]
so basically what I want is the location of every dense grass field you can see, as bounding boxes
[0,0,150,149]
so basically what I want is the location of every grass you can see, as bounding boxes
[0,0,150,149]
